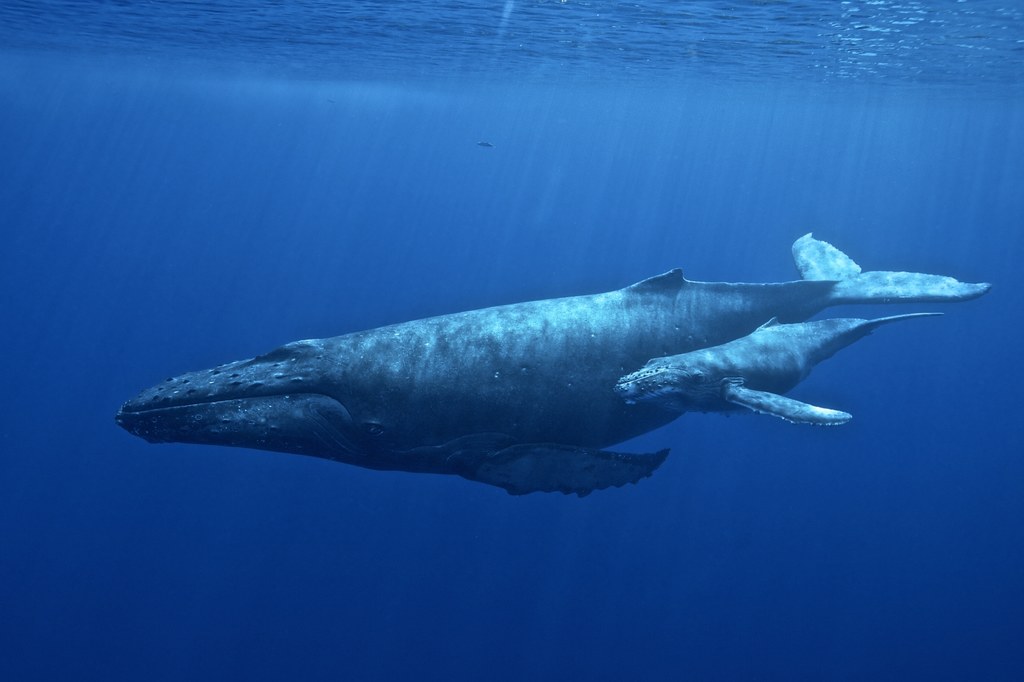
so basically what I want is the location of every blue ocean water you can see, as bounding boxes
[1,2,1022,681]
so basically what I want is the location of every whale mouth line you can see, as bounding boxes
[116,389,337,417]
[114,391,350,438]
[114,391,364,458]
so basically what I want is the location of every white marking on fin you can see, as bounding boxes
[724,382,852,426]
[792,233,862,281]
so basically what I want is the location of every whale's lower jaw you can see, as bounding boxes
[115,392,368,464]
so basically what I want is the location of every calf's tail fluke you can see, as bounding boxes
[860,312,944,331]
[792,233,991,304]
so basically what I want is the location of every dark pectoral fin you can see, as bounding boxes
[723,383,852,426]
[459,443,669,497]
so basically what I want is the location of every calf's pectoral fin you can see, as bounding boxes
[722,380,852,426]
[455,443,669,497]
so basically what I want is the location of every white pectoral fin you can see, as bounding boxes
[722,381,852,426]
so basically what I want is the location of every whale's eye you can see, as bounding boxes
[362,422,385,436]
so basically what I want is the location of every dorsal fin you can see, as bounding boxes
[625,268,685,293]
[755,317,780,331]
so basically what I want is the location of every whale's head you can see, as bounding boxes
[115,339,385,465]
[615,352,725,412]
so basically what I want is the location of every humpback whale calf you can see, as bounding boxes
[115,235,989,496]
[615,313,940,426]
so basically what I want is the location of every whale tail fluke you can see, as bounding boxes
[792,233,991,304]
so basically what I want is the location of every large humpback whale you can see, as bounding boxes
[115,235,989,495]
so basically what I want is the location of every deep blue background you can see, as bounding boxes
[1,50,1022,680]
